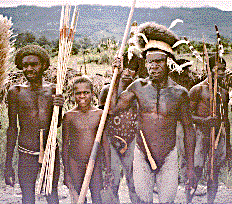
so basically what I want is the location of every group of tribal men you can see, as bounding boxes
[4,21,232,204]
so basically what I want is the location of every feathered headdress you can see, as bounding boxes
[135,22,194,74]
[136,22,180,55]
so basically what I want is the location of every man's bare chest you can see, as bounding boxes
[17,88,53,116]
[200,86,227,106]
[135,84,181,115]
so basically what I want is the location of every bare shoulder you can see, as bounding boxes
[8,85,20,93]
[188,80,208,103]
[7,84,24,97]
[127,77,149,91]
[134,77,149,85]
[168,78,188,96]
[42,81,56,92]
[99,84,110,105]
[189,80,206,95]
[90,106,103,116]
[64,106,102,119]
[63,107,79,122]
[101,84,110,93]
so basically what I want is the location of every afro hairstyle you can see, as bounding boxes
[15,44,50,71]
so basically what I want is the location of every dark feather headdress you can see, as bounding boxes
[136,22,180,56]
[135,22,194,74]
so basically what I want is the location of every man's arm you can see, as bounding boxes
[5,86,18,186]
[101,131,114,187]
[111,88,135,114]
[189,86,216,126]
[189,86,205,125]
[109,57,135,114]
[102,131,111,172]
[58,105,63,128]
[179,90,197,188]
[98,84,110,110]
[224,92,231,159]
[61,113,71,187]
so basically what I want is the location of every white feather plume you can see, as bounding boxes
[172,40,189,48]
[127,45,142,61]
[169,19,183,29]
[167,57,183,74]
[180,61,194,69]
[219,44,224,58]
[136,33,149,44]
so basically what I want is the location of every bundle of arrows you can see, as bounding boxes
[36,5,79,195]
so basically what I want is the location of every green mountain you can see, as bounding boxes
[0,5,231,43]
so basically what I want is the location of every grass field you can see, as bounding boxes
[50,55,112,76]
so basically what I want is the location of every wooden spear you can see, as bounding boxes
[209,33,221,181]
[214,24,225,150]
[203,39,213,118]
[203,39,217,182]
[210,61,218,181]
[38,129,45,163]
[77,0,137,203]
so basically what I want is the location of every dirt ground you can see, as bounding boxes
[1,177,232,204]
[1,123,232,203]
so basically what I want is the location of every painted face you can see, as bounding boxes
[22,55,43,82]
[212,62,226,81]
[74,82,93,109]
[145,51,168,81]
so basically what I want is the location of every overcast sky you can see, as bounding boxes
[0,0,232,11]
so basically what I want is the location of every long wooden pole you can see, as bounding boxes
[77,1,136,203]
[203,41,213,116]
[203,41,215,181]
[210,64,218,181]
[38,129,44,163]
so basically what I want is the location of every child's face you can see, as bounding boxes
[74,82,92,108]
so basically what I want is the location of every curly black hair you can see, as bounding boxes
[72,75,94,93]
[15,45,50,71]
